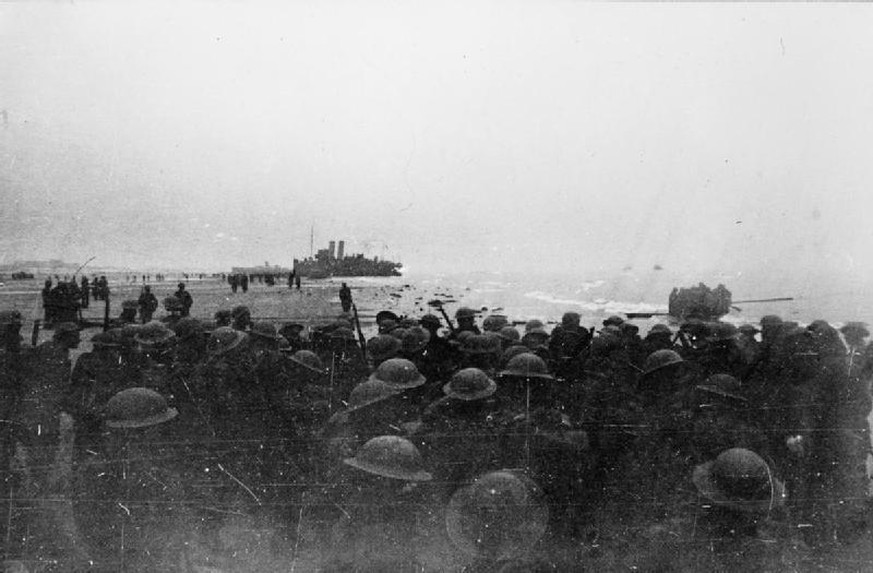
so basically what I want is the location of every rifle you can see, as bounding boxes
[351,302,368,362]
[427,299,457,335]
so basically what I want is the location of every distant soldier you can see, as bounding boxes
[450,307,480,340]
[339,282,352,313]
[138,285,159,323]
[288,269,295,289]
[295,273,301,290]
[79,275,90,309]
[229,273,238,293]
[41,278,53,324]
[240,274,249,293]
[173,282,193,317]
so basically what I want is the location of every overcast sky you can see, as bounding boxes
[2,2,872,280]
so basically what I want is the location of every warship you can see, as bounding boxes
[294,239,402,279]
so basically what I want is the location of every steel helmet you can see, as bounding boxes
[641,349,684,377]
[250,321,280,341]
[498,326,520,343]
[501,345,532,366]
[368,358,426,389]
[602,315,624,327]
[524,319,544,333]
[500,353,554,380]
[367,334,402,361]
[648,324,673,336]
[455,307,477,320]
[289,350,325,374]
[462,334,499,355]
[345,381,402,413]
[375,310,400,325]
[90,330,122,349]
[446,470,548,560]
[207,326,247,356]
[120,323,142,341]
[419,314,442,329]
[737,324,760,336]
[387,327,408,341]
[343,435,432,481]
[482,314,509,332]
[105,387,178,429]
[401,326,431,354]
[759,315,783,329]
[443,368,497,401]
[707,322,738,342]
[692,448,786,513]
[172,317,204,342]
[135,321,176,347]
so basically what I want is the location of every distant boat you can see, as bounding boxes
[294,238,402,279]
[624,283,792,321]
[653,264,663,270]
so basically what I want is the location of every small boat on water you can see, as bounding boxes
[625,283,793,321]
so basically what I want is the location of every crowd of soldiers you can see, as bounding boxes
[41,276,111,325]
[2,298,873,570]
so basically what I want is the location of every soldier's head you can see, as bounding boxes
[419,314,441,334]
[143,285,151,293]
[455,307,478,329]
[53,322,81,349]
[177,282,186,291]
[231,305,252,331]
[561,312,581,331]
[841,321,870,348]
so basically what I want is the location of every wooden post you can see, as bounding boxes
[31,319,41,347]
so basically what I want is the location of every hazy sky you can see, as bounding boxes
[2,2,873,280]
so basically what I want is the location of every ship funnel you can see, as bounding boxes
[328,241,336,260]
[337,240,345,260]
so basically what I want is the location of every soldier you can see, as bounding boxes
[339,282,352,313]
[321,435,434,570]
[79,275,90,309]
[482,314,509,333]
[689,448,794,569]
[642,323,674,355]
[453,307,481,337]
[446,470,549,567]
[72,387,197,570]
[231,305,252,332]
[548,311,591,379]
[173,282,193,317]
[420,368,502,497]
[137,285,158,323]
[279,322,307,352]
[240,273,249,293]
[64,330,127,441]
[367,334,402,370]
[41,277,54,324]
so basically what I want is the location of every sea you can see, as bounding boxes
[333,268,873,333]
[3,267,870,337]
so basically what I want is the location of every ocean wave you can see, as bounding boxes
[523,291,663,314]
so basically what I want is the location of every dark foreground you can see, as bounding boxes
[2,278,873,572]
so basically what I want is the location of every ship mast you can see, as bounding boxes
[310,224,314,258]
